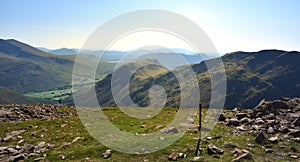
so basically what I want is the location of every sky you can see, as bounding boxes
[1,0,300,53]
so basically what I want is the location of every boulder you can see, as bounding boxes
[207,144,224,155]
[226,118,240,126]
[231,153,251,162]
[161,127,179,134]
[255,132,266,144]
[102,149,112,159]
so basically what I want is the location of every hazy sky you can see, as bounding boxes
[1,0,299,53]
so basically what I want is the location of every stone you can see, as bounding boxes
[2,130,26,142]
[59,154,66,160]
[168,152,179,161]
[178,153,186,158]
[33,157,45,161]
[255,132,266,144]
[267,127,275,134]
[291,117,300,126]
[218,114,226,122]
[102,149,112,159]
[265,149,275,153]
[160,127,179,134]
[240,117,250,124]
[72,137,82,143]
[288,129,300,137]
[23,144,34,152]
[290,155,298,159]
[275,153,286,160]
[232,153,251,162]
[232,148,242,154]
[193,156,205,161]
[224,142,237,148]
[254,118,264,125]
[9,154,25,162]
[265,113,275,119]
[232,107,240,112]
[207,144,224,155]
[291,146,297,152]
[226,118,240,126]
[292,137,300,142]
[26,153,36,158]
[236,113,249,120]
[268,136,278,143]
[236,125,246,131]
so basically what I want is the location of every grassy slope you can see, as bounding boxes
[0,107,298,161]
[0,39,74,93]
[0,86,50,104]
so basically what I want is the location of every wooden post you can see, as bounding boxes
[195,102,202,156]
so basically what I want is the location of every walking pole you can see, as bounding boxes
[195,102,202,156]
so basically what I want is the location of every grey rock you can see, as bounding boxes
[102,149,112,159]
[226,118,240,126]
[231,153,251,162]
[224,142,237,148]
[288,129,300,137]
[237,125,246,131]
[265,149,275,153]
[255,132,266,144]
[267,127,275,134]
[193,156,205,161]
[161,127,179,134]
[23,144,34,152]
[59,154,66,160]
[268,136,278,143]
[291,146,297,152]
[254,118,264,124]
[218,114,226,122]
[290,155,298,159]
[236,113,249,120]
[9,154,25,162]
[207,144,224,155]
[291,117,300,126]
[168,152,179,161]
[240,117,250,124]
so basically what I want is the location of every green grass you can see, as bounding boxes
[24,88,72,101]
[0,108,299,161]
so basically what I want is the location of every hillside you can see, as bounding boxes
[0,39,75,93]
[0,39,116,95]
[70,50,300,109]
[0,86,46,104]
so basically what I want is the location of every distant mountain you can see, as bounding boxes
[135,52,207,69]
[68,49,300,109]
[50,48,78,55]
[38,47,78,55]
[0,39,75,93]
[0,86,47,104]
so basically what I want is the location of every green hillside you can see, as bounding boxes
[0,39,74,93]
[0,86,48,104]
[0,39,115,94]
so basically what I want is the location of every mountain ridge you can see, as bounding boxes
[69,49,300,109]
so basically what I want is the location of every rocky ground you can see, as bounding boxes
[0,99,299,161]
[0,104,75,162]
[0,104,74,122]
[215,97,300,161]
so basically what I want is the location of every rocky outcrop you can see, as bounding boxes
[0,104,74,122]
[0,141,54,162]
[224,98,300,138]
